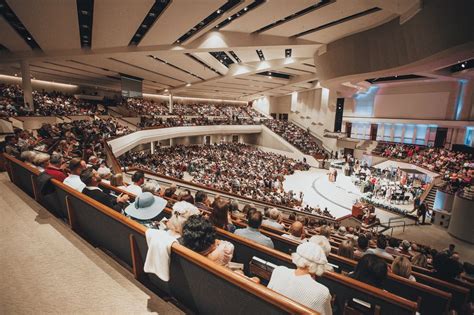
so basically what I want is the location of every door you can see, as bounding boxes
[346,122,352,138]
[434,128,448,148]
[370,124,378,141]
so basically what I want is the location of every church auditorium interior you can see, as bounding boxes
[1,0,474,314]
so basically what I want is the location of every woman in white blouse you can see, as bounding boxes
[267,242,332,315]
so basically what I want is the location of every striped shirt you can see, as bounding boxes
[268,266,332,315]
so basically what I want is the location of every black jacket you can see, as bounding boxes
[82,187,124,212]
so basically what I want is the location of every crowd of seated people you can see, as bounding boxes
[263,120,325,157]
[410,147,473,193]
[3,118,131,166]
[119,143,313,209]
[123,97,264,118]
[0,83,107,117]
[139,115,259,128]
[8,142,474,314]
[371,141,421,159]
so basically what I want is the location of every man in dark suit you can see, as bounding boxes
[80,168,129,212]
[417,201,428,225]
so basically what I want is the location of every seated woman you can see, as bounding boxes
[267,242,332,315]
[158,201,200,239]
[349,254,387,289]
[208,198,236,233]
[182,215,234,267]
[337,240,355,260]
[124,192,167,228]
[391,256,416,281]
[411,252,428,268]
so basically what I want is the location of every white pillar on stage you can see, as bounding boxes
[20,60,34,110]
[150,141,155,154]
[168,93,173,114]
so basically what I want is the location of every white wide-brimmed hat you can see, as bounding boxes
[125,192,167,220]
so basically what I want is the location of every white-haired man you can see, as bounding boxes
[262,208,285,231]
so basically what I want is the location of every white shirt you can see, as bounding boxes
[63,174,86,192]
[124,184,142,196]
[282,234,307,243]
[268,266,332,315]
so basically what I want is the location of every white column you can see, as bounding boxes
[150,141,155,154]
[412,126,417,144]
[20,60,34,110]
[169,137,174,147]
[168,93,173,114]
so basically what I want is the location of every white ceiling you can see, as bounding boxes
[0,0,422,100]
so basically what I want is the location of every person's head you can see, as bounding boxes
[110,173,124,187]
[182,215,215,254]
[309,235,331,256]
[352,254,388,289]
[247,209,263,229]
[400,240,411,251]
[20,150,36,164]
[49,153,63,167]
[180,193,195,204]
[168,201,200,235]
[80,168,100,187]
[291,242,329,276]
[288,221,304,238]
[34,153,50,168]
[319,225,331,238]
[357,234,369,251]
[433,252,463,280]
[69,158,85,175]
[411,253,428,268]
[448,244,456,252]
[376,234,387,250]
[209,198,230,229]
[338,240,354,260]
[132,171,145,186]
[388,237,399,248]
[269,208,280,221]
[97,165,111,180]
[195,190,208,203]
[142,180,161,194]
[337,226,346,236]
[391,256,413,279]
[88,155,99,166]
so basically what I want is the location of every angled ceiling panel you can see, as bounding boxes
[7,0,81,51]
[157,53,220,80]
[262,0,376,37]
[299,10,396,43]
[92,0,154,49]
[193,52,229,74]
[139,0,226,46]
[0,16,31,51]
[221,0,314,33]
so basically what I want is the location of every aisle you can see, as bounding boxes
[0,173,183,315]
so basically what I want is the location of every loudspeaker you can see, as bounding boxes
[334,98,344,132]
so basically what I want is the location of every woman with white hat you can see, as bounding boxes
[267,242,332,315]
[124,192,167,227]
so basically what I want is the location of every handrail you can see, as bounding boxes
[420,181,435,203]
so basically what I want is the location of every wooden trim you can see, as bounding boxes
[65,195,77,231]
[129,234,144,281]
[412,271,470,296]
[170,243,317,314]
[30,175,39,201]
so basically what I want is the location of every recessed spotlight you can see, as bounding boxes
[217,9,222,14]
[461,63,466,68]
[164,89,169,92]
[244,7,248,11]
[27,37,31,40]
[228,16,231,20]
[186,83,191,87]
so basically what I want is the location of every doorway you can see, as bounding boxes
[434,128,448,148]
[345,122,352,138]
[370,124,378,141]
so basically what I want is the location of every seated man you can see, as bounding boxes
[195,190,211,210]
[44,153,66,182]
[124,171,145,195]
[282,221,307,242]
[367,235,394,260]
[80,168,129,212]
[234,209,274,248]
[262,208,285,231]
[63,158,87,192]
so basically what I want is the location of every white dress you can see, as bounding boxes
[267,266,332,315]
